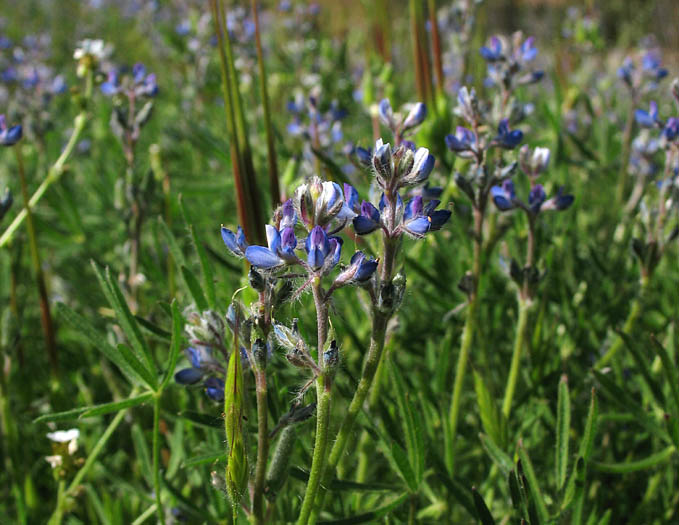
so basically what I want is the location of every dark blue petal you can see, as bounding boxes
[204,377,225,402]
[428,210,451,231]
[175,367,204,385]
[355,258,378,282]
[353,215,380,235]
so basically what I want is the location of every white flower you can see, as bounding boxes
[47,428,80,443]
[73,39,111,61]
[47,428,80,455]
[45,455,63,468]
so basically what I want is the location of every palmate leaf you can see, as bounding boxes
[390,441,418,493]
[474,370,505,448]
[90,261,157,386]
[56,302,156,389]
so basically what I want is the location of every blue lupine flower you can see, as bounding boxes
[204,377,225,402]
[493,119,523,149]
[480,36,503,62]
[100,71,120,96]
[343,184,360,214]
[353,201,382,235]
[0,115,22,146]
[221,226,248,257]
[295,178,356,229]
[520,36,538,62]
[305,225,341,270]
[528,184,547,213]
[402,102,427,131]
[635,101,660,128]
[174,346,218,385]
[378,99,395,129]
[445,126,477,156]
[354,146,372,167]
[617,57,635,85]
[280,199,297,229]
[245,225,299,269]
[335,251,379,285]
[641,51,668,81]
[424,200,452,231]
[402,196,431,236]
[401,147,435,186]
[491,180,517,211]
[663,117,679,141]
[542,188,575,211]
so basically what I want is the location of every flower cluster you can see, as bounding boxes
[491,145,573,217]
[480,32,544,90]
[101,63,158,98]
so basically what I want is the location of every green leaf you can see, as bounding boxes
[181,265,209,312]
[579,388,598,462]
[131,423,153,485]
[590,446,676,473]
[288,467,399,492]
[182,451,227,469]
[390,441,418,493]
[517,443,549,523]
[479,433,513,475]
[176,411,223,429]
[56,302,154,389]
[593,370,671,444]
[117,343,158,390]
[651,335,679,420]
[134,315,171,342]
[472,488,496,525]
[34,392,154,423]
[316,492,409,524]
[474,370,504,447]
[556,375,571,490]
[160,300,184,391]
[389,361,424,485]
[618,330,665,407]
[179,195,217,309]
[158,216,186,267]
[90,262,157,384]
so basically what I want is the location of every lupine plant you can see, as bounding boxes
[3,2,679,524]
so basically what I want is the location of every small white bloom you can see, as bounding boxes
[73,39,111,61]
[45,455,63,468]
[47,428,80,443]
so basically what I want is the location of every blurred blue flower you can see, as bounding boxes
[0,115,22,146]
[635,101,660,128]
[493,119,523,149]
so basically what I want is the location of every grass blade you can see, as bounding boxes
[556,375,571,490]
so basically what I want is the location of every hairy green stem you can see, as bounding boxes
[308,236,397,524]
[501,299,532,419]
[15,146,57,372]
[297,282,331,525]
[252,369,269,525]
[1,70,92,249]
[594,274,650,369]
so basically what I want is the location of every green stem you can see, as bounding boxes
[1,71,91,249]
[252,369,269,525]
[308,234,398,525]
[297,282,331,525]
[501,299,531,419]
[447,206,483,472]
[152,395,165,525]
[14,146,57,372]
[447,293,477,469]
[594,274,650,369]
